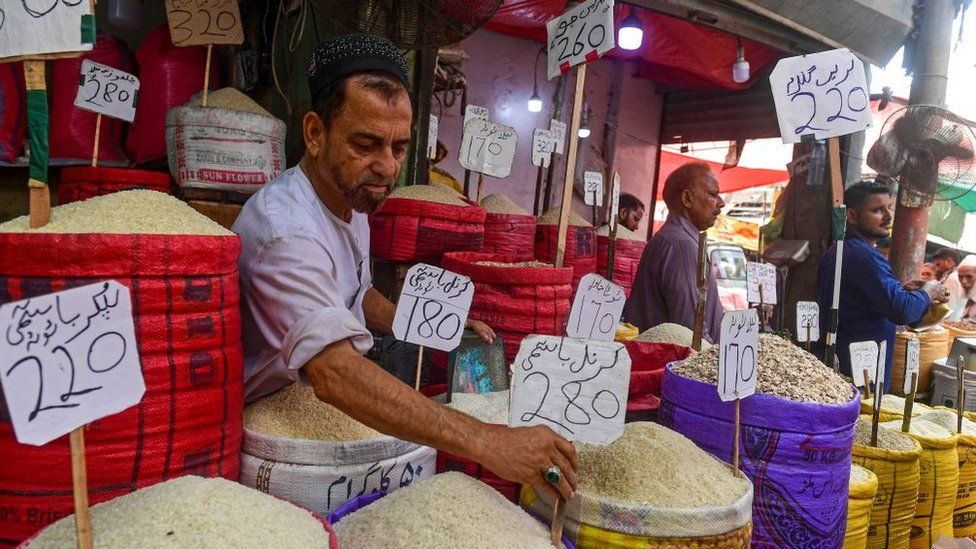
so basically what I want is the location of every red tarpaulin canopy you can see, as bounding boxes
[656,150,788,199]
[486,1,782,90]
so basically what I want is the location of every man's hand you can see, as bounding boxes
[466,319,495,344]
[903,280,925,292]
[474,424,578,502]
[922,281,950,304]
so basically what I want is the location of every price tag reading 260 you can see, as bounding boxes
[545,0,615,79]
[718,309,759,402]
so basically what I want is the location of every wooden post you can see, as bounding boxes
[870,357,883,447]
[70,428,93,549]
[533,165,545,216]
[475,172,485,205]
[805,324,812,353]
[732,399,741,477]
[691,231,708,351]
[823,137,845,370]
[202,44,213,107]
[958,354,966,432]
[414,345,425,391]
[902,372,917,433]
[91,113,102,168]
[863,369,872,400]
[758,285,766,330]
[553,64,587,268]
[606,218,617,282]
[24,60,50,229]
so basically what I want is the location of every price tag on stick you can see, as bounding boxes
[510,335,631,444]
[609,173,621,229]
[904,338,920,394]
[850,341,879,389]
[566,274,625,341]
[74,61,140,123]
[796,301,820,343]
[0,0,95,60]
[747,262,778,304]
[549,119,567,155]
[584,171,604,207]
[718,309,760,402]
[532,128,556,168]
[393,264,474,353]
[463,105,489,127]
[164,0,245,47]
[427,114,439,160]
[546,0,616,79]
[458,119,518,178]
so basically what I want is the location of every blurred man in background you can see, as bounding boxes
[617,193,645,232]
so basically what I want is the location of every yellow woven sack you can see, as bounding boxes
[860,397,931,423]
[844,464,878,549]
[902,428,959,549]
[931,408,976,539]
[852,436,922,549]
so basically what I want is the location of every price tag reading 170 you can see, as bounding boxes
[546,0,615,79]
[392,264,475,352]
[458,119,518,178]
[74,60,140,123]
[718,309,759,402]
[165,0,244,47]
[566,273,625,342]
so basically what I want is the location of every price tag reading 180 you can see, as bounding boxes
[546,0,615,79]
[718,309,759,402]
[165,0,244,47]
[74,60,140,123]
[392,264,475,352]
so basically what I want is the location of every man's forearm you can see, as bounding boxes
[304,339,491,459]
[363,286,396,334]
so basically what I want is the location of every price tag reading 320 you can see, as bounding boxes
[74,60,140,123]
[546,0,615,79]
[718,309,759,402]
[165,0,244,47]
[392,264,474,352]
[0,281,145,446]
[532,128,556,168]
[566,274,625,342]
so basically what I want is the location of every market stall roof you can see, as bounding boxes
[485,2,781,90]
[656,150,787,199]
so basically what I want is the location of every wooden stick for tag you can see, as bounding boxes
[24,60,50,229]
[91,113,102,168]
[414,345,425,391]
[203,44,213,107]
[805,324,812,353]
[732,399,741,477]
[902,372,917,433]
[958,355,966,433]
[533,165,545,216]
[70,428,93,549]
[863,369,872,400]
[758,285,766,330]
[870,359,883,447]
[554,64,586,268]
[475,172,484,205]
[691,231,708,351]
[550,497,566,547]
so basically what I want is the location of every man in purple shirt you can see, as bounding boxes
[624,162,725,343]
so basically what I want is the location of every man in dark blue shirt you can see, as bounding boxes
[817,180,947,388]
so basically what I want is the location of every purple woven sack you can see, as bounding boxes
[660,363,859,549]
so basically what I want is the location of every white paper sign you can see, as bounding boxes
[718,309,759,401]
[850,341,879,387]
[769,48,872,144]
[392,264,474,352]
[74,60,140,123]
[0,281,145,446]
[566,274,625,341]
[609,172,621,231]
[0,0,94,60]
[546,0,615,80]
[458,119,518,178]
[584,171,604,207]
[878,340,887,388]
[510,335,630,444]
[531,128,555,168]
[550,119,567,155]
[463,105,489,127]
[427,114,438,159]
[796,301,820,343]
[904,338,920,394]
[747,262,778,304]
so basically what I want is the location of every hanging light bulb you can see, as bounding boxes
[732,39,750,83]
[578,102,591,138]
[618,8,644,51]
[527,86,543,113]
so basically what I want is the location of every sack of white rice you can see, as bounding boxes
[860,393,933,422]
[239,382,436,518]
[633,322,695,347]
[481,193,529,215]
[332,472,564,549]
[24,476,334,548]
[521,422,752,547]
[845,464,878,549]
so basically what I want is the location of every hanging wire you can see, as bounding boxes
[271,0,293,116]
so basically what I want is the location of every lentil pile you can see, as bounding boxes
[942,320,976,332]
[244,382,381,441]
[854,418,917,451]
[672,334,853,404]
[634,322,695,346]
[0,190,230,235]
[575,422,749,508]
[481,193,529,215]
[596,224,644,241]
[389,184,469,206]
[882,418,955,439]
[332,472,556,549]
[537,207,592,227]
[445,391,509,425]
[27,476,330,548]
[190,88,272,116]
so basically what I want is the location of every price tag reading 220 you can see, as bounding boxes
[392,264,474,353]
[165,0,244,47]
[546,0,615,79]
[718,309,759,402]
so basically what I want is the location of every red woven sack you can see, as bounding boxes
[127,26,219,165]
[0,63,25,163]
[534,225,597,289]
[622,340,692,412]
[369,197,486,263]
[596,236,645,295]
[50,34,132,163]
[482,213,536,260]
[0,232,243,545]
[57,167,172,205]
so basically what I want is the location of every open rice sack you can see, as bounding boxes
[595,224,645,295]
[918,408,976,539]
[535,208,597,290]
[480,194,536,261]
[860,394,933,422]
[844,464,879,549]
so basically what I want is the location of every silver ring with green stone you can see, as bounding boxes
[544,465,561,485]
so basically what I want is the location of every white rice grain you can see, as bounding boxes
[445,391,509,425]
[244,382,381,441]
[390,184,469,206]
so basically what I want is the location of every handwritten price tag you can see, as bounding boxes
[546,0,615,79]
[458,119,518,178]
[850,341,879,387]
[0,281,145,446]
[609,172,621,230]
[392,264,474,352]
[796,301,820,342]
[769,48,872,144]
[427,114,439,159]
[463,105,489,127]
[550,119,567,155]
[747,262,777,304]
[0,0,94,60]
[74,60,140,123]
[567,274,625,341]
[904,338,920,393]
[718,309,759,401]
[584,171,604,207]
[510,335,630,444]
[531,128,555,168]
[165,0,244,47]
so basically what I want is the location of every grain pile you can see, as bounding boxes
[917,409,976,436]
[390,184,469,206]
[575,422,749,508]
[882,418,955,439]
[332,472,556,549]
[876,394,931,416]
[0,190,230,235]
[634,323,695,347]
[850,463,873,485]
[445,391,509,425]
[854,418,918,451]
[473,260,552,268]
[942,320,976,332]
[537,207,592,227]
[597,224,644,241]
[27,476,329,548]
[190,88,272,117]
[244,382,381,441]
[481,194,529,215]
[672,333,853,404]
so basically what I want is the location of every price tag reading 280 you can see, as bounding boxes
[74,60,140,123]
[546,0,615,79]
[165,0,244,47]
[718,309,759,402]
[392,264,475,353]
